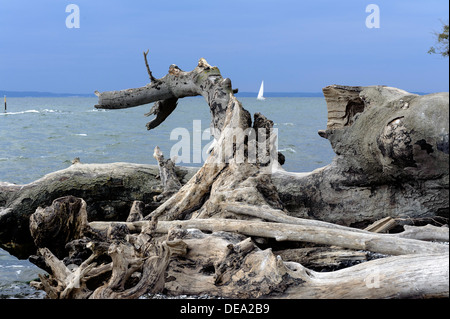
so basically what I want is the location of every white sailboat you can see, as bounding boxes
[257,81,265,100]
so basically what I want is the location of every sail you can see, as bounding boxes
[257,81,265,100]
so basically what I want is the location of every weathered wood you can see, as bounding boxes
[95,58,233,139]
[2,77,448,259]
[273,247,368,270]
[29,194,448,299]
[161,227,450,299]
[364,217,397,233]
[95,58,284,228]
[29,196,89,259]
[2,160,447,259]
[0,162,197,258]
[89,218,449,256]
[126,200,145,222]
[89,241,171,299]
[106,59,282,228]
[30,215,187,298]
[275,86,449,227]
[143,49,157,82]
[224,203,370,234]
[280,253,449,299]
[152,146,182,202]
[394,224,449,242]
[2,56,448,299]
[144,98,179,131]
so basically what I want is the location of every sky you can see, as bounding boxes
[0,0,448,94]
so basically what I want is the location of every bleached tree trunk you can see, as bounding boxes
[96,58,285,225]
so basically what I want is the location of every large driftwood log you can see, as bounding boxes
[89,218,449,256]
[281,85,449,227]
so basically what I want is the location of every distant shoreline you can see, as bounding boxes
[0,91,95,98]
[1,90,324,98]
[1,90,431,98]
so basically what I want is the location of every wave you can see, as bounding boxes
[0,109,65,116]
[279,147,297,153]
[0,110,39,116]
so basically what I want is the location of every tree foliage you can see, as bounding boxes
[428,22,449,57]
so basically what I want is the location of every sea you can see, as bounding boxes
[0,95,336,298]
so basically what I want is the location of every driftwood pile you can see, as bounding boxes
[1,57,449,299]
[27,194,449,299]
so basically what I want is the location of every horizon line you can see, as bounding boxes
[1,89,432,98]
[1,90,325,98]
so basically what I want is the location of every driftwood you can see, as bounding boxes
[0,163,197,258]
[1,83,448,258]
[282,85,449,227]
[89,218,449,256]
[29,196,188,299]
[272,247,368,271]
[0,56,448,299]
[150,226,449,299]
[152,146,182,202]
[28,196,448,299]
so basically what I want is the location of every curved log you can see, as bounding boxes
[95,58,234,139]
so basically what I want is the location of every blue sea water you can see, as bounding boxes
[0,96,336,298]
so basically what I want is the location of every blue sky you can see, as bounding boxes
[0,0,448,94]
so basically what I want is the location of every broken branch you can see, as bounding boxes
[143,49,157,82]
